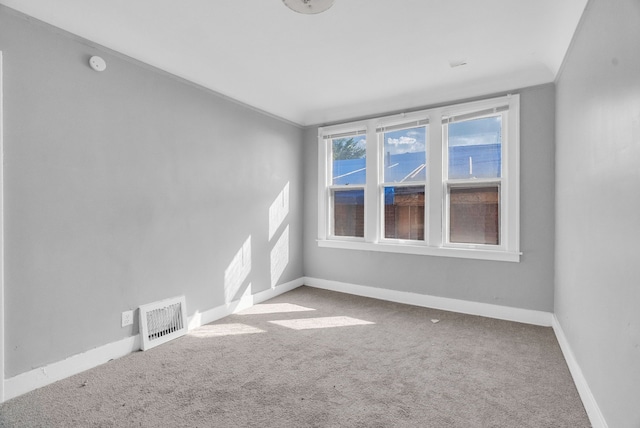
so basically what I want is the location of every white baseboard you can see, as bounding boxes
[552,315,608,428]
[4,276,605,428]
[303,277,607,427]
[4,335,141,401]
[304,277,553,326]
[3,277,304,402]
[187,277,304,329]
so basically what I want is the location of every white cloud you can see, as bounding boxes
[386,136,425,154]
[387,136,416,146]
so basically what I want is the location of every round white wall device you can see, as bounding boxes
[89,56,107,72]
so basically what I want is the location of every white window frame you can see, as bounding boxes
[377,115,429,244]
[319,125,369,242]
[318,94,520,262]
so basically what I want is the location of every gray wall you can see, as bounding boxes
[1,7,304,377]
[555,0,640,426]
[304,84,556,312]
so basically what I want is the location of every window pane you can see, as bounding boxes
[384,186,425,240]
[333,189,364,237]
[448,116,501,179]
[383,126,427,183]
[449,187,499,245]
[332,135,366,185]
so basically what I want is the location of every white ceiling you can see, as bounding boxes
[1,0,588,126]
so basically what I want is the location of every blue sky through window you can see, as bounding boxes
[383,126,427,183]
[448,116,502,179]
[448,116,501,146]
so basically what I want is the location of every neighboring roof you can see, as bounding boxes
[332,144,500,187]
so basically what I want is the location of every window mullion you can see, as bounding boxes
[427,111,443,247]
[364,121,379,243]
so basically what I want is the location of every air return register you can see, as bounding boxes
[139,296,188,351]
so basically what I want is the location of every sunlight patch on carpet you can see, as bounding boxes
[238,303,316,316]
[269,316,374,330]
[188,323,265,338]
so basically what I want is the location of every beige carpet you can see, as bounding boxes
[0,286,590,427]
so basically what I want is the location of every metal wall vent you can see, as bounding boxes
[139,296,188,351]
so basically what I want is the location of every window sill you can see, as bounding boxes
[317,239,521,262]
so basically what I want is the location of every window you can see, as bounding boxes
[327,131,367,238]
[381,124,427,241]
[318,95,520,262]
[444,112,504,247]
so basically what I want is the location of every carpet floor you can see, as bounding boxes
[0,286,590,427]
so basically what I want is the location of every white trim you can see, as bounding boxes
[187,277,304,329]
[552,315,609,428]
[303,277,608,424]
[365,121,378,242]
[2,276,606,428]
[317,239,521,263]
[505,94,520,253]
[0,50,4,404]
[427,110,443,247]
[5,335,141,401]
[3,277,304,402]
[303,277,552,326]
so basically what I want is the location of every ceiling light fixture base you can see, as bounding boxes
[282,0,335,14]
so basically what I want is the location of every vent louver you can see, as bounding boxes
[139,296,187,351]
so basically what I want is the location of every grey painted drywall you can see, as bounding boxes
[555,0,640,426]
[304,84,556,312]
[0,7,304,377]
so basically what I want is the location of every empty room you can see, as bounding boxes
[0,0,638,427]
